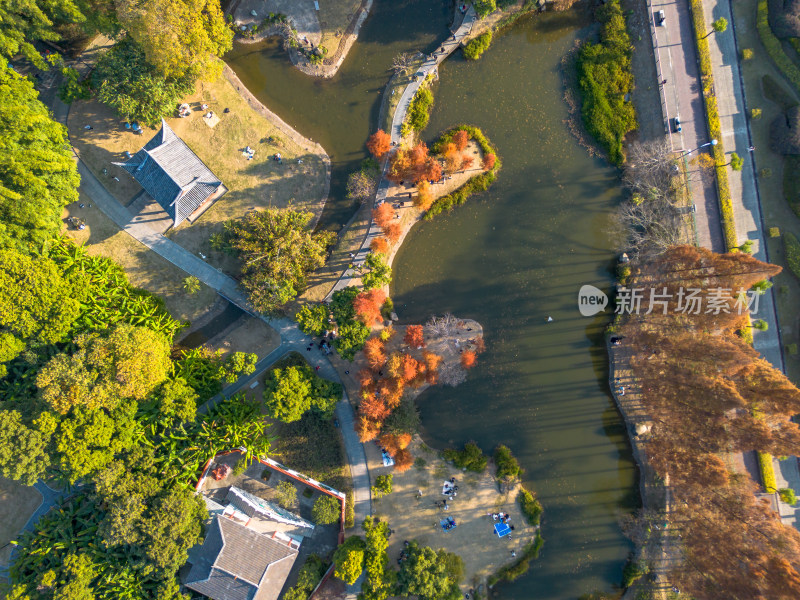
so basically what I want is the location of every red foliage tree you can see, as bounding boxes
[482,153,496,171]
[383,223,402,245]
[409,141,429,167]
[396,432,412,449]
[379,433,401,456]
[370,237,390,255]
[460,155,474,171]
[363,337,386,369]
[372,203,394,229]
[366,130,391,159]
[453,130,469,151]
[461,350,477,369]
[394,448,413,472]
[354,289,386,325]
[420,158,442,183]
[404,324,425,348]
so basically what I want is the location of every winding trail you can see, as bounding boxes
[325,5,476,299]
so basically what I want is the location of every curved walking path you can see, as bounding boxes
[325,5,476,299]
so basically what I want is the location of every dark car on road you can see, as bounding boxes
[672,117,682,133]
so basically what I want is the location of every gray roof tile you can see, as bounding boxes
[113,120,221,226]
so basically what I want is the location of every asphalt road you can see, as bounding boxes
[650,0,725,252]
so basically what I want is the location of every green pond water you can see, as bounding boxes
[226,2,636,598]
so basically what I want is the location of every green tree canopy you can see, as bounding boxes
[296,303,330,336]
[37,323,170,414]
[333,535,366,584]
[93,37,195,126]
[0,249,81,366]
[218,208,335,313]
[397,542,464,600]
[0,410,51,484]
[0,0,84,68]
[0,65,80,248]
[312,494,341,525]
[361,517,395,600]
[263,365,342,423]
[116,0,232,80]
[361,252,392,290]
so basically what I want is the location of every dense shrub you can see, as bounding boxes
[312,494,341,525]
[404,87,434,135]
[345,490,355,528]
[463,32,492,60]
[474,0,497,18]
[758,451,778,492]
[518,486,543,525]
[443,441,487,472]
[576,0,637,165]
[622,560,649,588]
[494,445,522,482]
[283,554,329,600]
[487,534,544,585]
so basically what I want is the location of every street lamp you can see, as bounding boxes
[680,139,717,157]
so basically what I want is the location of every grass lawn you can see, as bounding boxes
[732,0,800,383]
[67,72,328,277]
[63,193,218,326]
[0,477,42,567]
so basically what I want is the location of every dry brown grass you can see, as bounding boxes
[0,477,42,567]
[369,438,537,590]
[67,74,327,276]
[63,194,218,325]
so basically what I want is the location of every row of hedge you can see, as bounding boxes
[426,125,501,219]
[689,0,738,250]
[487,533,544,585]
[784,231,800,278]
[758,451,778,492]
[757,0,800,96]
[402,86,434,136]
[463,32,493,60]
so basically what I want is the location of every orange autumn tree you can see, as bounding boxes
[401,354,422,383]
[460,155,474,171]
[422,351,442,384]
[356,416,381,442]
[460,350,477,369]
[404,324,425,348]
[383,223,402,245]
[394,448,413,472]
[482,153,496,171]
[443,142,460,173]
[372,203,394,228]
[370,237,390,255]
[354,289,386,325]
[414,181,434,211]
[366,129,391,159]
[363,337,386,369]
[453,129,469,151]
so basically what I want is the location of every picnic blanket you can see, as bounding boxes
[494,522,511,538]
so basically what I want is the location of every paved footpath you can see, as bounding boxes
[326,6,476,299]
[703,0,798,527]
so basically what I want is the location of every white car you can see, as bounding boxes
[657,10,666,25]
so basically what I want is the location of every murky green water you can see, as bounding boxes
[226,2,636,598]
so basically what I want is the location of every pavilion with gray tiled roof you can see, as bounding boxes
[185,515,298,600]
[113,120,225,227]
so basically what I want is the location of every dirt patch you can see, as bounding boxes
[62,195,218,325]
[370,439,538,591]
[0,478,42,567]
[67,72,328,278]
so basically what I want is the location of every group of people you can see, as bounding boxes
[243,146,255,160]
[441,517,457,532]
[491,512,513,526]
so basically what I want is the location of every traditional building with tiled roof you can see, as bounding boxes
[185,515,299,600]
[113,120,225,227]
